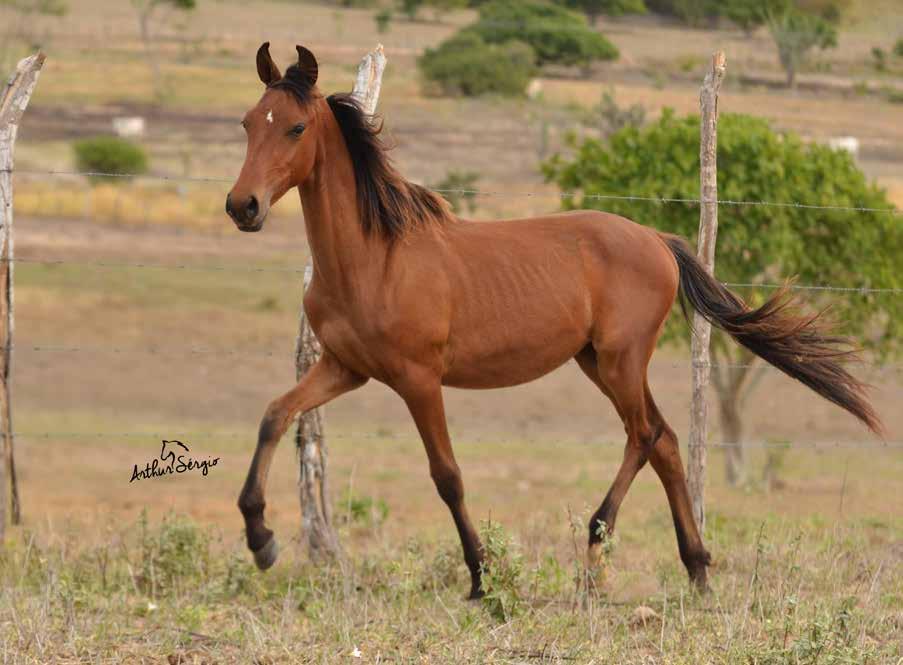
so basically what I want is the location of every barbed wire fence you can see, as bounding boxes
[0,47,900,542]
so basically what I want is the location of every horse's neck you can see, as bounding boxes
[298,124,381,293]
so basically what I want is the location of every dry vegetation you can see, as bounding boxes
[1,0,902,662]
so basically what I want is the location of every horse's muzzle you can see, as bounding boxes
[226,192,266,232]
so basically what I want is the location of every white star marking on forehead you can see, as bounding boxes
[266,110,274,124]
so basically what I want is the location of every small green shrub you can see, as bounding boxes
[73,136,148,182]
[871,46,886,71]
[138,511,210,596]
[585,90,646,137]
[419,32,536,96]
[894,38,903,58]
[343,491,389,526]
[375,7,393,31]
[884,87,903,104]
[470,0,618,67]
[479,520,524,622]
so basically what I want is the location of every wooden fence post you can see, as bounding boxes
[294,45,386,560]
[0,52,46,539]
[687,51,725,535]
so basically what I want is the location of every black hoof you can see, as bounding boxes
[467,587,485,601]
[252,536,279,571]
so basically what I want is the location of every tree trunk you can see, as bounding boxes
[786,63,796,89]
[718,389,745,487]
[137,7,164,101]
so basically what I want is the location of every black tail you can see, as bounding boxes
[663,234,883,436]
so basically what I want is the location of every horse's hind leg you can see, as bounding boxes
[575,345,711,590]
[575,345,650,568]
[644,390,711,589]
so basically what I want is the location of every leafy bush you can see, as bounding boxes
[895,38,903,58]
[138,511,210,596]
[73,136,148,182]
[469,0,618,67]
[871,46,886,71]
[419,32,536,96]
[375,7,393,31]
[591,90,646,136]
[479,520,524,621]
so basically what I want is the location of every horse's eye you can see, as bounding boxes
[288,123,306,137]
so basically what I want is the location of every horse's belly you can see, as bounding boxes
[441,319,588,389]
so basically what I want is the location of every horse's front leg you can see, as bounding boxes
[399,378,485,599]
[239,351,366,570]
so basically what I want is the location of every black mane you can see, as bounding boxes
[270,68,451,239]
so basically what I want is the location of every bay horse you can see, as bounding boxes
[227,44,882,599]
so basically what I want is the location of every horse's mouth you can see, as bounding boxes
[236,219,265,233]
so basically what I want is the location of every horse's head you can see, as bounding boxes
[226,43,322,232]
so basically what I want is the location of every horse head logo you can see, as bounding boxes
[160,439,189,463]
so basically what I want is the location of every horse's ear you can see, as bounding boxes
[295,45,319,86]
[256,42,281,86]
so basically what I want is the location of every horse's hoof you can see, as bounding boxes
[467,587,485,601]
[252,536,279,571]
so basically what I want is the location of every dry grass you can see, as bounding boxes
[1,503,900,663]
[11,180,304,230]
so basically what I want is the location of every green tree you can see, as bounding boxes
[469,0,618,68]
[766,1,838,88]
[131,0,197,100]
[418,32,536,96]
[544,111,901,484]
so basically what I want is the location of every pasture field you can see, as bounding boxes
[1,0,902,662]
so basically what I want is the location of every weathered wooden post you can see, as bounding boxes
[687,51,725,535]
[0,52,46,538]
[294,45,386,560]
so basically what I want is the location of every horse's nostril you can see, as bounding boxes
[246,195,259,221]
[225,193,234,217]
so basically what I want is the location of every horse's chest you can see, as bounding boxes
[303,293,395,380]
